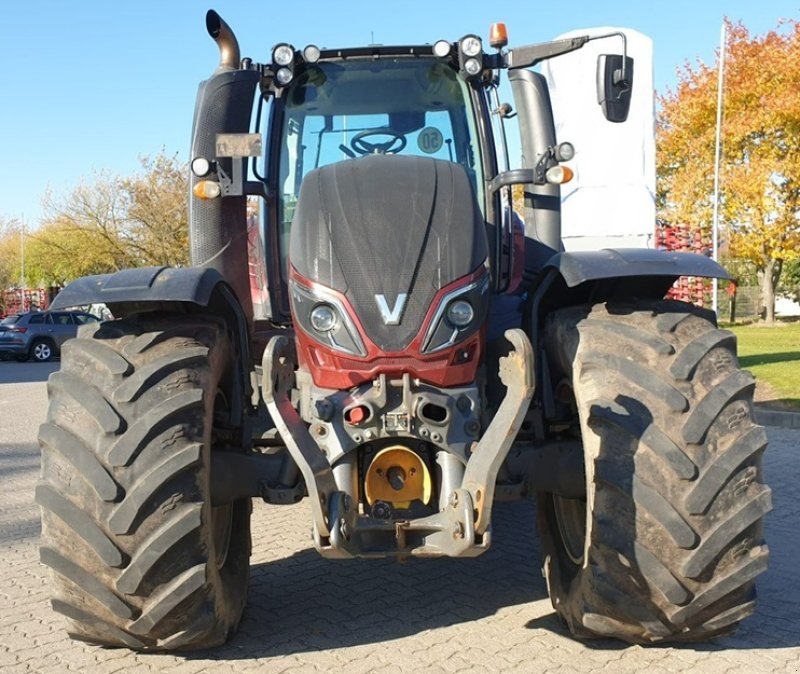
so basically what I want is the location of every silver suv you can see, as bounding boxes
[0,311,100,362]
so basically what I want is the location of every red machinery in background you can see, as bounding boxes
[655,221,712,305]
[1,288,50,317]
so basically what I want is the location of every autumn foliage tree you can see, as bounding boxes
[5,152,190,289]
[657,19,800,322]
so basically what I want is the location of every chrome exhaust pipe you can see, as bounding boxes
[206,9,240,70]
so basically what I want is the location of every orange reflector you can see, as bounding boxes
[545,165,574,185]
[193,180,221,200]
[489,22,508,49]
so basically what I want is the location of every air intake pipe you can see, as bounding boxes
[189,10,260,328]
[509,69,562,278]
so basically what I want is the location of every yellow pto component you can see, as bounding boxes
[364,445,432,508]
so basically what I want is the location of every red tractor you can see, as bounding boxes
[38,11,770,650]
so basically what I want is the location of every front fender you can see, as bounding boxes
[527,247,729,315]
[51,265,254,438]
[545,248,730,288]
[50,266,229,310]
[528,248,728,421]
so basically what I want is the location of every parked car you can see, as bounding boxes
[0,311,100,362]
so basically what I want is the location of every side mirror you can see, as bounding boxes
[597,54,634,123]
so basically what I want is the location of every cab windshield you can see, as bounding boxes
[275,57,484,267]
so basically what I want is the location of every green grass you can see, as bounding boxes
[728,321,800,409]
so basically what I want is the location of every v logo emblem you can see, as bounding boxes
[374,293,408,325]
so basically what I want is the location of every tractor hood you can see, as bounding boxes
[289,155,488,352]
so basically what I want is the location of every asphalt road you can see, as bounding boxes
[1,359,798,674]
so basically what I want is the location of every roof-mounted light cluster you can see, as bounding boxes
[272,43,295,85]
[270,43,321,87]
[458,34,484,79]
[433,35,486,81]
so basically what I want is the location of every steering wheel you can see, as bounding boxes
[351,128,407,155]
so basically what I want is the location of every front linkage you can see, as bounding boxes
[263,329,534,559]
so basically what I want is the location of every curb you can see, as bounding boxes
[754,406,800,429]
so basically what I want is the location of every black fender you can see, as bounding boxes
[545,248,730,289]
[526,248,730,419]
[51,266,254,432]
[51,265,234,310]
[531,248,729,316]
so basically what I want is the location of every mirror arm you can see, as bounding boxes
[488,152,558,196]
[504,31,628,78]
[505,36,591,70]
[488,169,537,195]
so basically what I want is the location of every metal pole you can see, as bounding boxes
[20,214,26,312]
[711,22,726,315]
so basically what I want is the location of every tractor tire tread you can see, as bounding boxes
[540,299,770,644]
[38,316,250,651]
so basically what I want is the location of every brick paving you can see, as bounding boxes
[1,364,798,673]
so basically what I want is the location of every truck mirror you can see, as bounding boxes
[597,54,633,123]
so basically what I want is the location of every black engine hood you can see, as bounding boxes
[290,155,488,352]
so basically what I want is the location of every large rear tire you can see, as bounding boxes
[37,316,251,650]
[539,300,771,643]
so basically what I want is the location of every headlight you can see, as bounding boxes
[446,300,474,327]
[421,275,489,354]
[275,67,294,86]
[190,157,212,177]
[290,280,367,357]
[273,43,295,66]
[463,58,482,77]
[310,304,337,332]
[460,36,482,57]
[555,142,575,162]
[303,44,321,63]
[433,40,452,58]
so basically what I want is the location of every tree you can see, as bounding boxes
[23,218,121,287]
[657,20,800,323]
[782,258,800,305]
[120,152,189,267]
[41,170,135,273]
[0,217,22,314]
[33,151,189,283]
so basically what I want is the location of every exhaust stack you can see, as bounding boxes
[206,10,240,70]
[190,10,260,325]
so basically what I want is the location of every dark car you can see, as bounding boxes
[0,311,100,362]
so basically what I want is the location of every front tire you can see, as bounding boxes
[539,300,771,643]
[37,316,251,650]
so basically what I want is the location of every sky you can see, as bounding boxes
[1,0,798,228]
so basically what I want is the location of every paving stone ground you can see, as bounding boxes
[1,361,798,673]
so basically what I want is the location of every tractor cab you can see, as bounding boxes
[263,44,504,326]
